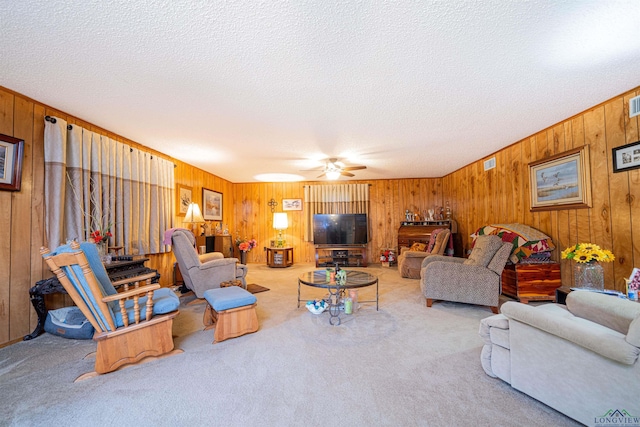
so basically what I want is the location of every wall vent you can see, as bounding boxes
[631,95,640,118]
[484,157,496,171]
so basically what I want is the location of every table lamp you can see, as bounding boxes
[273,212,288,248]
[184,202,205,235]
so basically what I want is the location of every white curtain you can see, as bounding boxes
[303,184,370,241]
[44,117,174,254]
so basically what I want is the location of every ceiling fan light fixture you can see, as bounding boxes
[326,170,341,180]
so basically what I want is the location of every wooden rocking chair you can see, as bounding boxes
[41,241,182,382]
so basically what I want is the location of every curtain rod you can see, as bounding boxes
[44,115,166,161]
[45,115,72,130]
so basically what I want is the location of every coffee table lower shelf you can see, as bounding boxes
[298,270,378,326]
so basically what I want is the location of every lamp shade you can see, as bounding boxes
[325,170,341,180]
[184,203,205,223]
[273,212,288,230]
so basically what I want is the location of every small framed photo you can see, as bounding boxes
[283,198,302,211]
[176,184,192,216]
[0,134,25,191]
[529,146,592,211]
[203,188,223,221]
[612,140,640,173]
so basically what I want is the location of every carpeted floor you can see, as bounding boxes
[0,263,580,426]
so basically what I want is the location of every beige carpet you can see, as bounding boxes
[0,262,579,426]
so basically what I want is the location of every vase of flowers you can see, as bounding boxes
[561,243,615,291]
[90,227,112,260]
[235,237,257,264]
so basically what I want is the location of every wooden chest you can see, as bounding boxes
[501,262,561,303]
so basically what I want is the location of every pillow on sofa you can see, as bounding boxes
[464,235,504,267]
[471,223,555,263]
[410,242,427,252]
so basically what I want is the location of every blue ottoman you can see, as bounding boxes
[203,287,258,343]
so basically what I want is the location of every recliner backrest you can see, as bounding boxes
[486,243,513,275]
[430,229,451,255]
[172,229,201,270]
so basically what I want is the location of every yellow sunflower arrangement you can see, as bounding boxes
[561,243,615,263]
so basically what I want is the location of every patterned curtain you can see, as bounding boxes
[303,184,370,241]
[44,117,174,254]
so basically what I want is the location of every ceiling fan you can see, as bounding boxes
[315,158,366,180]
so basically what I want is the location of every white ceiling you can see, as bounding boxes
[2,1,639,183]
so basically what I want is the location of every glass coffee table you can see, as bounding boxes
[298,270,378,325]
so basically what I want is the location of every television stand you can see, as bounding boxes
[315,245,368,268]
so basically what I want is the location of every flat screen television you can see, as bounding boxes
[313,214,368,245]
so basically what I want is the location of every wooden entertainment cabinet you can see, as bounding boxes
[315,245,368,267]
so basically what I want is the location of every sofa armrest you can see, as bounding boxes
[198,257,241,271]
[421,254,465,269]
[501,301,640,365]
[404,251,431,259]
[199,252,224,263]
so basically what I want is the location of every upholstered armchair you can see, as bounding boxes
[171,229,247,298]
[420,235,512,313]
[397,228,451,279]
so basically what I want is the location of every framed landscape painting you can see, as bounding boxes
[203,188,222,221]
[529,146,592,211]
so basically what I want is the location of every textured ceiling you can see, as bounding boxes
[2,1,639,182]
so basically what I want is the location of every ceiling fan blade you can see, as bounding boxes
[340,171,355,177]
[317,172,326,179]
[342,165,366,171]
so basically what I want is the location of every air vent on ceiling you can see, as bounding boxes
[630,95,640,118]
[484,157,496,171]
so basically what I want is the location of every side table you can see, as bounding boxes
[267,247,293,268]
[24,256,159,340]
[501,262,561,303]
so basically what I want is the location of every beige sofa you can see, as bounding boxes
[479,291,640,426]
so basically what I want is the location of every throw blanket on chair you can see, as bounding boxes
[470,223,554,263]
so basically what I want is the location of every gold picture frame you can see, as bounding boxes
[176,184,192,216]
[529,146,592,211]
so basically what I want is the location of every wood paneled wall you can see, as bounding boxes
[443,87,640,293]
[231,178,443,265]
[0,86,237,346]
[2,84,638,347]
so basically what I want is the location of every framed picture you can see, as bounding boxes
[612,140,640,173]
[282,198,302,211]
[203,188,223,221]
[0,134,25,191]
[529,146,592,211]
[176,184,192,216]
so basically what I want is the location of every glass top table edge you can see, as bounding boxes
[298,269,378,288]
